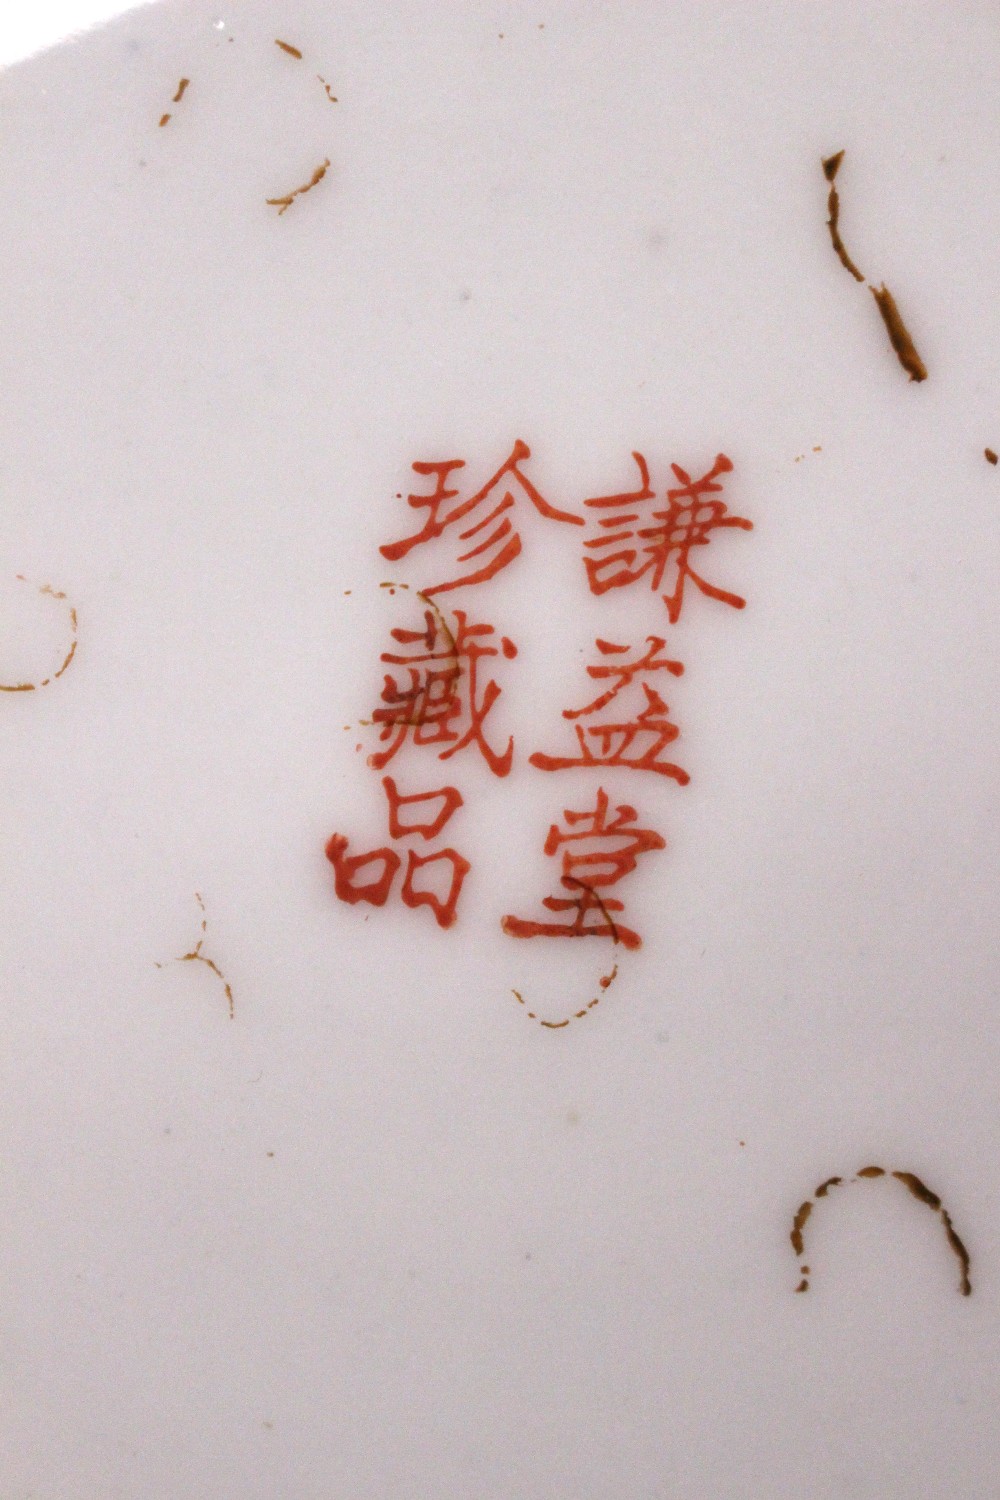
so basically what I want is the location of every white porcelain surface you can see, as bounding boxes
[2,4,998,1496]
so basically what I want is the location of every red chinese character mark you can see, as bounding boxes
[582,452,752,623]
[379,440,583,595]
[370,607,516,777]
[326,777,470,927]
[400,847,471,928]
[501,789,665,949]
[529,636,689,782]
[504,883,634,944]
[325,834,399,906]
[561,635,683,718]
[382,776,464,839]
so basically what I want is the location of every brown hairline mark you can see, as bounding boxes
[820,149,927,382]
[0,576,78,692]
[156,892,235,1019]
[266,158,330,215]
[510,878,621,1031]
[790,1165,971,1296]
[822,150,866,282]
[158,76,190,126]
[272,36,338,102]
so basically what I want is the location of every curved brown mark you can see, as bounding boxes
[822,150,865,283]
[156,893,235,1020]
[318,75,338,103]
[792,1165,971,1296]
[510,880,620,1031]
[0,576,78,692]
[892,1170,940,1211]
[267,158,330,215]
[820,151,928,382]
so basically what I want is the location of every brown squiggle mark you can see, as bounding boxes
[156,893,235,1019]
[821,150,927,382]
[318,75,338,103]
[275,39,303,59]
[159,76,190,126]
[791,1165,971,1296]
[0,576,78,692]
[941,1210,972,1297]
[510,879,620,1030]
[267,158,330,215]
[822,150,865,282]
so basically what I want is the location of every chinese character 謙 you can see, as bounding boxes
[582,451,752,622]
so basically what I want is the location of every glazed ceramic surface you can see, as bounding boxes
[2,4,998,1497]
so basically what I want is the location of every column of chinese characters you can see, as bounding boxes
[501,450,752,952]
[326,441,582,926]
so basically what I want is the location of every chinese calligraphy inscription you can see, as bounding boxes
[326,438,753,1027]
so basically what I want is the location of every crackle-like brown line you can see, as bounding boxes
[791,1165,971,1296]
[159,76,190,126]
[509,880,620,1030]
[267,158,330,215]
[0,577,79,692]
[822,150,866,282]
[820,151,928,382]
[157,892,235,1019]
